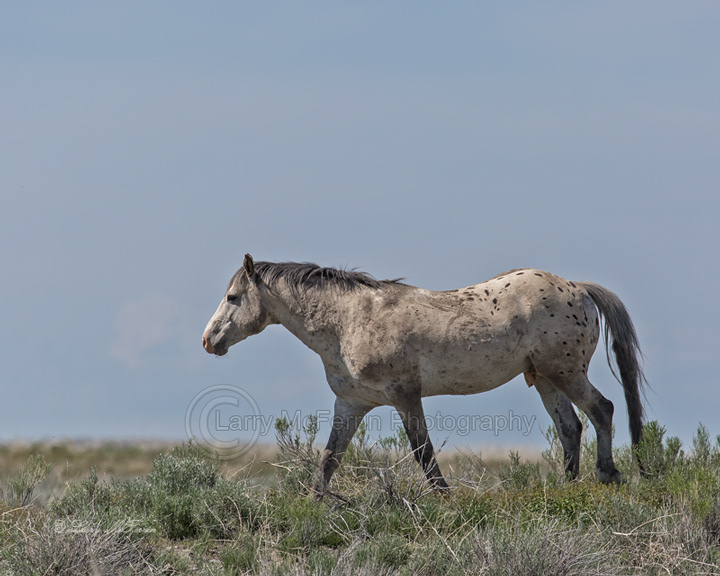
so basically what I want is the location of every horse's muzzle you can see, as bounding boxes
[202,334,229,356]
[202,334,216,354]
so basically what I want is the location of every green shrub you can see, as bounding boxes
[354,532,410,570]
[1,509,152,576]
[146,456,259,540]
[635,420,684,478]
[4,419,720,575]
[274,415,322,493]
[50,444,260,542]
[50,467,114,518]
[306,546,338,575]
[2,455,51,508]
[274,496,346,552]
[692,423,712,467]
[146,451,219,495]
[221,533,259,574]
[498,450,543,490]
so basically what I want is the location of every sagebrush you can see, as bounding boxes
[1,422,719,575]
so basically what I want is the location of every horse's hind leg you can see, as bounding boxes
[549,374,621,483]
[385,384,449,490]
[533,375,582,478]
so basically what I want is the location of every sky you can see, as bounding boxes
[2,2,719,458]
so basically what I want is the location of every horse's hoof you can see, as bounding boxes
[430,476,450,492]
[310,484,327,501]
[597,468,624,484]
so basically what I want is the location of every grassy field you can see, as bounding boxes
[1,419,719,575]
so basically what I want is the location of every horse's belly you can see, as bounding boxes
[418,349,531,398]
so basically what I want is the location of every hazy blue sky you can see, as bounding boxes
[2,2,719,455]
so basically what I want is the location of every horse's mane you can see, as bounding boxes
[230,261,402,293]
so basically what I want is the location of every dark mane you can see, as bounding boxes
[234,261,401,293]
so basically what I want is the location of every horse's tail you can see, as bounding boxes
[578,281,646,450]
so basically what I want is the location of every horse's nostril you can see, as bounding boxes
[202,335,214,353]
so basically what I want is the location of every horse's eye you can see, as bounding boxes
[226,294,239,303]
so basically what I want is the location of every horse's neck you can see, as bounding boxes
[264,285,343,353]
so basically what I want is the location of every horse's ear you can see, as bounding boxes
[243,253,255,278]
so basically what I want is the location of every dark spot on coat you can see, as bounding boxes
[485,289,490,296]
[492,298,497,304]
[534,273,543,277]
[557,287,564,292]
[516,272,524,275]
[505,283,511,288]
[567,301,573,307]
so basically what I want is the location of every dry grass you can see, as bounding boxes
[1,422,718,575]
[0,438,541,492]
[0,440,281,482]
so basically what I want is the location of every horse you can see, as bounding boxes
[202,254,645,495]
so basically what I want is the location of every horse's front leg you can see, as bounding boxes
[386,384,449,490]
[312,396,369,499]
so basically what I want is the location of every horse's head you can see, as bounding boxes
[202,254,272,356]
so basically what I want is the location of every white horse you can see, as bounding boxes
[202,255,645,495]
